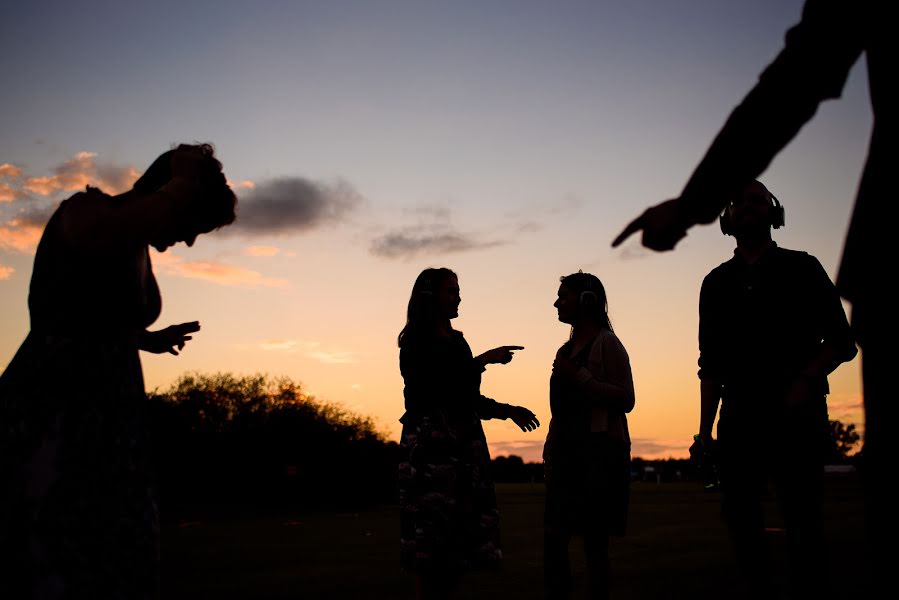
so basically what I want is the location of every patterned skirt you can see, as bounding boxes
[0,332,159,599]
[398,411,501,574]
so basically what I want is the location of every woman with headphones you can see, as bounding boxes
[544,271,636,600]
[397,267,540,599]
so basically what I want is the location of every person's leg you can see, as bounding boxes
[544,526,572,600]
[719,426,771,598]
[584,529,610,600]
[858,328,889,597]
[775,408,828,600]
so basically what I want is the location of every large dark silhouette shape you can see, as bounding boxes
[611,3,891,592]
[543,272,635,600]
[688,181,856,598]
[397,267,540,600]
[0,143,237,599]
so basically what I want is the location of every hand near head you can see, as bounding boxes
[170,144,213,181]
[139,321,201,355]
[477,345,524,366]
[507,406,540,432]
[612,198,690,251]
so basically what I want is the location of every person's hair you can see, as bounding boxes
[133,143,237,232]
[559,271,613,332]
[398,267,458,347]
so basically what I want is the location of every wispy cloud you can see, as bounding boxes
[23,151,139,197]
[259,339,357,364]
[0,164,26,202]
[0,164,23,178]
[151,251,289,288]
[370,228,505,259]
[0,218,45,253]
[630,438,691,460]
[230,177,362,236]
[0,151,140,215]
[488,440,546,463]
[0,263,14,280]
[244,245,280,257]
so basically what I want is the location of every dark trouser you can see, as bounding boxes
[854,306,892,598]
[718,398,828,599]
[544,526,610,600]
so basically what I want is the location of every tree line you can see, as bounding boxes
[148,372,861,515]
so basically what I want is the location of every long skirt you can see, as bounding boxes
[398,411,501,574]
[0,332,159,599]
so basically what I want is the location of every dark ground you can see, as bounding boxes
[160,475,866,599]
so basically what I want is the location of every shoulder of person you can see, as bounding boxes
[704,257,736,282]
[67,185,111,203]
[774,246,827,272]
[593,329,628,358]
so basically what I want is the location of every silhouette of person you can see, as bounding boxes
[0,143,237,599]
[397,267,540,600]
[543,272,635,600]
[687,181,856,598]
[610,2,891,590]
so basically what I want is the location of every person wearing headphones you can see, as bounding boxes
[397,267,540,600]
[544,271,635,600]
[690,180,856,599]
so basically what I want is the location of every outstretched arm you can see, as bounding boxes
[613,0,865,251]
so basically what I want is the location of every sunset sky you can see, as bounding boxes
[1,0,868,462]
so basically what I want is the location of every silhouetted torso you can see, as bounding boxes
[28,187,161,337]
[698,244,852,408]
[399,330,504,423]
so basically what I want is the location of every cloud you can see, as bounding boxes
[23,151,139,197]
[630,438,691,460]
[0,152,140,205]
[0,204,59,254]
[370,228,505,259]
[0,164,23,179]
[0,263,14,280]
[0,218,45,253]
[0,183,22,203]
[151,251,289,288]
[0,164,26,202]
[488,440,546,463]
[259,339,357,364]
[230,177,362,236]
[244,245,280,257]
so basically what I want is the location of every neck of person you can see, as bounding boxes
[435,320,454,338]
[570,320,601,344]
[734,229,774,264]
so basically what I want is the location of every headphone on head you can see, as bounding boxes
[580,290,598,306]
[419,277,434,296]
[719,193,785,236]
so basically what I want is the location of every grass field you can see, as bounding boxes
[160,475,866,599]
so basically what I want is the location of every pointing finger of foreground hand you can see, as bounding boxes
[611,217,643,248]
